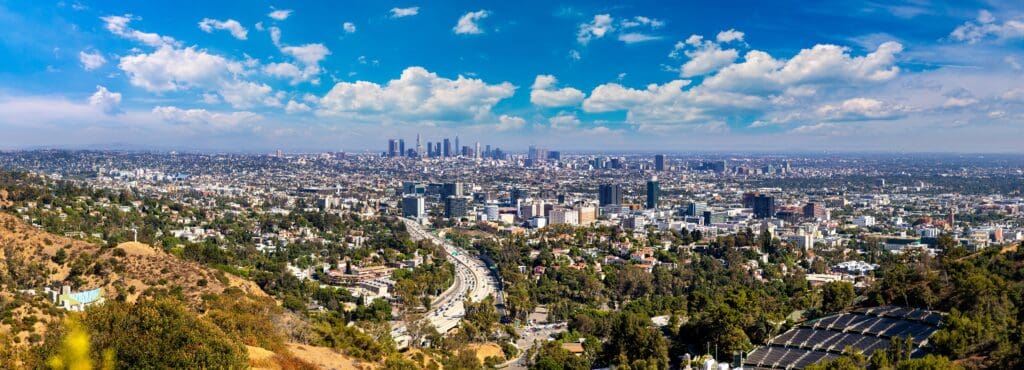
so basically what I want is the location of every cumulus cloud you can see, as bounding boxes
[119,45,278,108]
[198,18,248,40]
[495,115,526,131]
[101,14,177,47]
[317,66,515,122]
[548,112,581,129]
[673,34,740,77]
[577,14,614,44]
[716,29,745,43]
[89,85,121,114]
[343,22,356,33]
[153,106,261,128]
[285,100,311,113]
[264,27,330,84]
[950,10,1024,44]
[390,7,419,18]
[704,41,903,93]
[268,9,292,21]
[454,10,489,34]
[530,75,585,107]
[79,51,106,70]
[816,97,910,120]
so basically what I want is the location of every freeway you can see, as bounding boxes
[392,218,499,345]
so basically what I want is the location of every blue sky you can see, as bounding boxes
[1,1,1023,153]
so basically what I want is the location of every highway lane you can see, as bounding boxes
[393,218,499,344]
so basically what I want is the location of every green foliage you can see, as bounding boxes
[79,297,247,369]
[821,281,855,313]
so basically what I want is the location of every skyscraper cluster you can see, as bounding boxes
[385,134,505,160]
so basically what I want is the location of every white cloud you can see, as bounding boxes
[153,106,261,128]
[79,51,106,71]
[390,7,419,18]
[942,97,979,108]
[1001,88,1024,102]
[577,14,613,44]
[495,115,526,131]
[548,112,581,129]
[454,10,489,35]
[569,50,581,61]
[101,14,177,47]
[949,10,1024,44]
[266,28,330,84]
[343,22,356,33]
[704,41,903,93]
[268,9,293,21]
[790,122,843,135]
[716,29,745,43]
[318,66,516,122]
[675,36,739,77]
[816,97,910,120]
[119,45,279,108]
[1006,56,1022,71]
[198,18,248,40]
[618,33,660,44]
[621,16,663,29]
[88,85,121,114]
[285,100,311,113]
[119,45,244,92]
[530,75,585,107]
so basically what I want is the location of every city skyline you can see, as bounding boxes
[2,1,1024,152]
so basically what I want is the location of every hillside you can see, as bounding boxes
[0,212,265,307]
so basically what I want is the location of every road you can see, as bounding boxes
[500,322,568,369]
[392,218,499,346]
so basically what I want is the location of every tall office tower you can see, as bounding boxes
[443,138,451,157]
[444,196,468,218]
[510,188,528,207]
[415,134,423,158]
[646,177,660,209]
[686,201,707,217]
[753,194,776,219]
[475,142,480,159]
[610,158,623,169]
[803,202,826,219]
[598,183,623,206]
[742,192,758,208]
[276,149,283,158]
[655,154,665,172]
[455,135,460,157]
[485,144,491,158]
[440,182,463,199]
[425,142,432,157]
[387,139,398,158]
[402,196,425,218]
[549,151,561,161]
[399,139,405,158]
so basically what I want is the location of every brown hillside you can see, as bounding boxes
[0,212,266,307]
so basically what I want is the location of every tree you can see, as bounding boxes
[821,281,855,313]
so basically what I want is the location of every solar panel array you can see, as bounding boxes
[743,306,943,369]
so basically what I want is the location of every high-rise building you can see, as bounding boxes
[753,194,776,219]
[440,182,463,199]
[402,196,425,218]
[803,202,826,219]
[443,138,451,157]
[646,177,659,209]
[686,202,707,217]
[598,183,623,206]
[415,134,424,158]
[549,151,561,161]
[454,135,460,157]
[387,139,399,158]
[510,188,528,207]
[475,142,481,159]
[444,196,468,218]
[399,139,405,158]
[654,154,665,172]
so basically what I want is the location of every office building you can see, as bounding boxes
[398,139,405,157]
[686,202,707,217]
[440,182,463,199]
[803,202,826,219]
[598,183,623,206]
[753,194,776,219]
[646,177,659,209]
[444,196,469,219]
[443,138,451,157]
[655,154,665,172]
[387,139,398,158]
[402,196,425,218]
